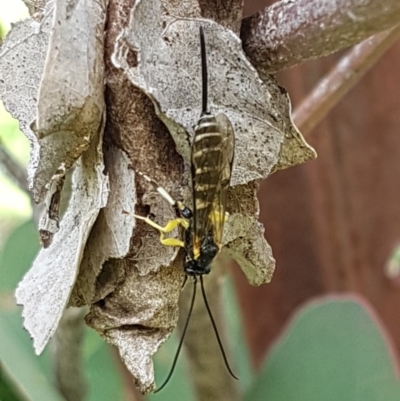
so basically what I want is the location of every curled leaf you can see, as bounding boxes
[32,0,108,202]
[13,0,109,353]
[112,0,316,185]
[85,258,184,394]
[70,147,136,307]
[16,128,109,354]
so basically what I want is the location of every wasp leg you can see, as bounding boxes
[134,215,188,247]
[137,171,192,219]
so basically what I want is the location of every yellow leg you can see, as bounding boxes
[136,171,192,219]
[134,215,188,248]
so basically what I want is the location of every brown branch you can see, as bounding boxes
[0,142,29,194]
[241,0,400,74]
[293,25,400,136]
[0,141,44,226]
[53,308,87,401]
[178,266,240,401]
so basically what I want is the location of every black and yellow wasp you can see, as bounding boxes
[134,25,236,392]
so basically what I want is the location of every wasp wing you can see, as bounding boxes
[191,113,235,257]
[211,113,235,245]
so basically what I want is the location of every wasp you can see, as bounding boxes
[133,25,236,392]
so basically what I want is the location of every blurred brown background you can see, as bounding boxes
[235,0,400,369]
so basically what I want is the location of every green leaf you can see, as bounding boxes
[84,329,125,401]
[0,370,23,401]
[0,308,130,401]
[0,215,125,401]
[0,311,65,401]
[0,218,59,401]
[245,297,400,401]
[0,219,40,291]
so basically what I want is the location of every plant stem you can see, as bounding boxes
[242,0,400,74]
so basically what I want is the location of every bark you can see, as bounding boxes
[241,0,400,74]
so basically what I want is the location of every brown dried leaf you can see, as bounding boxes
[13,0,109,353]
[223,215,275,285]
[70,147,136,306]
[38,176,64,247]
[108,0,313,291]
[112,0,315,185]
[222,181,276,285]
[85,258,184,394]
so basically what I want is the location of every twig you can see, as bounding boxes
[53,307,87,401]
[241,0,400,74]
[0,142,29,194]
[293,25,400,136]
[0,141,43,226]
[178,265,240,401]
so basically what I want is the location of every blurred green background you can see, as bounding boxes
[1,2,400,401]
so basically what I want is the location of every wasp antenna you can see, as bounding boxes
[199,275,239,380]
[181,275,188,289]
[199,25,208,115]
[155,277,198,393]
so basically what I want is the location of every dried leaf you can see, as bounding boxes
[31,0,108,203]
[223,181,276,285]
[77,0,315,392]
[109,0,313,291]
[70,147,136,306]
[7,0,109,354]
[112,0,316,186]
[0,11,51,174]
[22,0,48,21]
[85,258,184,394]
[263,80,317,173]
[87,0,307,389]
[223,215,275,286]
[15,128,108,354]
[38,176,64,247]
[0,0,108,247]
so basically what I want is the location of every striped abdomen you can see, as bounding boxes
[192,113,225,212]
[191,112,234,257]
